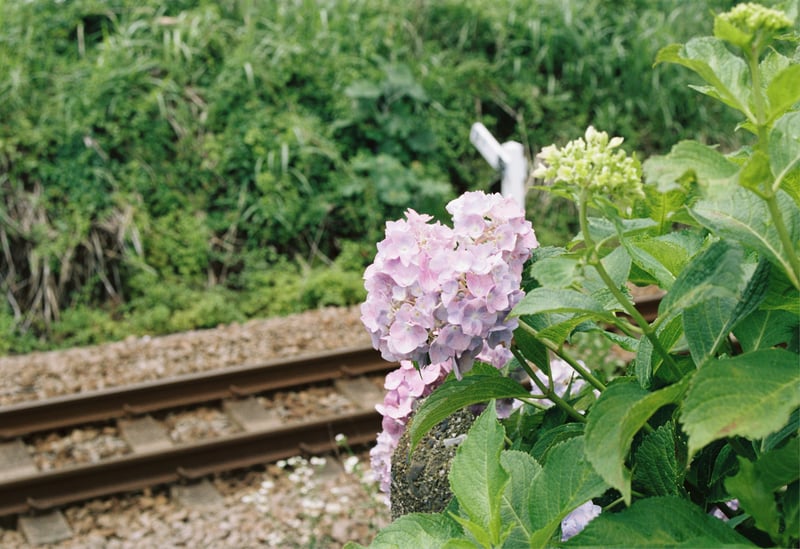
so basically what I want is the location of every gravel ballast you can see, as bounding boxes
[0,306,391,548]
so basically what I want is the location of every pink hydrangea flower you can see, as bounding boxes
[360,191,537,378]
[362,191,538,501]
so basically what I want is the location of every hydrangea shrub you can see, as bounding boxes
[350,4,799,548]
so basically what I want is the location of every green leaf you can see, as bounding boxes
[725,457,781,540]
[500,449,542,546]
[641,183,690,232]
[738,150,773,197]
[782,481,800,546]
[633,422,683,497]
[346,512,463,549]
[752,436,800,491]
[691,187,800,288]
[682,258,768,367]
[408,372,530,452]
[657,239,745,326]
[734,308,799,351]
[622,239,677,290]
[576,217,657,247]
[584,378,690,504]
[562,496,756,548]
[583,247,633,311]
[514,319,550,371]
[634,313,683,388]
[770,111,800,201]
[643,140,739,193]
[512,288,616,320]
[626,231,706,293]
[530,255,581,289]
[766,65,800,125]
[656,37,752,118]
[530,423,586,464]
[449,405,509,547]
[680,349,800,458]
[529,436,609,548]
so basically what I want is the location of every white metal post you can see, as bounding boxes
[469,122,527,211]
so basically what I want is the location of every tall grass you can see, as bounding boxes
[0,0,755,352]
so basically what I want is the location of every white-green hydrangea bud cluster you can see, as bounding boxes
[715,3,794,50]
[718,3,793,35]
[533,126,643,205]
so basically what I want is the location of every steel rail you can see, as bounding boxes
[0,345,392,440]
[0,410,380,517]
[0,294,663,518]
[0,296,661,441]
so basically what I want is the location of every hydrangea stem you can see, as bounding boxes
[578,190,680,373]
[516,321,607,392]
[766,193,800,289]
[744,47,800,290]
[511,345,587,423]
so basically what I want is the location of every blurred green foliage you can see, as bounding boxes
[0,0,752,353]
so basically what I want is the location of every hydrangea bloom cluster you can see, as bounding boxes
[361,191,537,379]
[533,126,643,206]
[534,356,598,405]
[561,501,602,540]
[362,191,537,500]
[715,3,793,49]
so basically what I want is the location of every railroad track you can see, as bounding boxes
[0,346,395,520]
[0,294,662,543]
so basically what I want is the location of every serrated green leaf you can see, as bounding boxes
[633,422,683,497]
[512,288,615,319]
[766,65,800,125]
[500,449,542,546]
[517,312,589,352]
[657,239,745,326]
[622,239,676,289]
[682,258,766,368]
[529,436,608,548]
[530,423,586,464]
[530,256,581,289]
[645,232,703,275]
[576,217,657,247]
[537,316,595,348]
[764,408,800,452]
[449,405,508,547]
[347,512,462,549]
[734,309,799,351]
[753,436,800,491]
[408,373,530,452]
[680,349,800,458]
[641,183,690,232]
[683,295,739,367]
[584,378,690,504]
[562,496,756,548]
[725,457,781,539]
[691,187,800,288]
[643,140,739,193]
[782,481,800,546]
[655,37,752,118]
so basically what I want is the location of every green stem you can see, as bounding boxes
[747,48,769,149]
[765,188,800,290]
[577,191,681,374]
[516,320,607,392]
[511,346,586,423]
